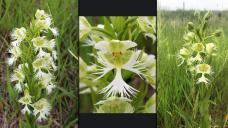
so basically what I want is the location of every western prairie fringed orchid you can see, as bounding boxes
[7,9,58,123]
[78,16,156,113]
[177,11,221,85]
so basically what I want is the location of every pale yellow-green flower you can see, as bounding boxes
[10,27,26,46]
[7,46,22,65]
[18,90,32,114]
[32,98,51,122]
[96,97,134,113]
[195,64,212,84]
[192,43,205,52]
[206,43,217,55]
[93,40,150,98]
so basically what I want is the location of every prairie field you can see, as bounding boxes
[0,0,78,127]
[158,10,228,127]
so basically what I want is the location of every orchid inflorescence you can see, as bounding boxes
[79,16,156,113]
[177,12,221,85]
[7,9,58,122]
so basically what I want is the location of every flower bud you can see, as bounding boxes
[206,43,216,55]
[214,30,222,37]
[183,32,195,41]
[179,47,190,56]
[187,22,194,31]
[204,12,212,21]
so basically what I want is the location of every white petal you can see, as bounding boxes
[122,51,147,78]
[37,49,48,58]
[93,53,114,80]
[94,41,109,53]
[37,113,47,122]
[11,40,20,47]
[48,39,55,50]
[7,57,14,66]
[50,27,59,36]
[99,68,138,98]
[197,75,209,84]
[15,82,22,92]
[52,50,57,60]
[46,83,55,94]
[36,69,43,78]
[21,105,31,114]
[145,54,155,66]
[121,40,137,50]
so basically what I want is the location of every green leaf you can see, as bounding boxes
[110,16,125,33]
[143,94,156,113]
[103,17,116,38]
[6,67,17,103]
[57,86,76,98]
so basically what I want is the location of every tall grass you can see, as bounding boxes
[0,0,78,127]
[158,11,228,127]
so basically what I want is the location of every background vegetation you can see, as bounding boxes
[0,0,78,127]
[158,10,228,127]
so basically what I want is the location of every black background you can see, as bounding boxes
[79,0,157,16]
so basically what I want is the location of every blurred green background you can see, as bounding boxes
[0,0,78,127]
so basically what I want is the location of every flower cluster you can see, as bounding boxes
[79,16,156,113]
[7,9,58,122]
[177,12,221,84]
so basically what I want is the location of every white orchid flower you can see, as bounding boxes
[34,9,58,36]
[195,64,212,84]
[10,27,26,46]
[93,40,148,98]
[32,36,56,60]
[32,98,51,122]
[39,72,55,94]
[11,65,25,83]
[18,90,32,114]
[7,46,22,65]
[206,43,217,55]
[35,9,49,20]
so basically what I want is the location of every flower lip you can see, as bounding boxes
[32,98,51,122]
[99,68,138,98]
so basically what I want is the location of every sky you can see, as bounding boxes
[159,0,228,10]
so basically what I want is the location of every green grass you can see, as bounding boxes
[0,0,78,127]
[158,11,228,127]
